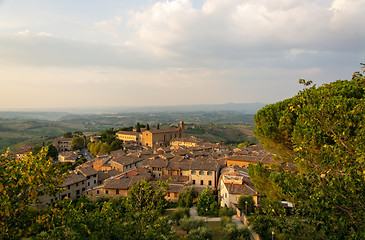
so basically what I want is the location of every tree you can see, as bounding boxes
[126,179,173,239]
[252,70,365,239]
[135,123,141,132]
[0,148,66,239]
[146,124,150,130]
[178,186,198,208]
[63,132,73,138]
[186,227,213,240]
[237,195,255,216]
[196,186,219,216]
[71,137,84,151]
[179,216,204,234]
[170,207,190,225]
[46,144,58,159]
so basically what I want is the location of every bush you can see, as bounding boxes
[179,217,204,234]
[178,186,198,208]
[222,223,251,240]
[220,216,232,227]
[219,206,235,217]
[170,207,190,225]
[186,227,213,240]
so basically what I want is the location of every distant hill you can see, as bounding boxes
[0,103,267,116]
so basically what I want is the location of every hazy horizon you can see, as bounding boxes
[1,0,364,109]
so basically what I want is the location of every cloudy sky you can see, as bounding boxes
[0,0,364,110]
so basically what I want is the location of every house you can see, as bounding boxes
[53,137,73,152]
[170,136,202,148]
[110,155,144,172]
[58,151,79,164]
[116,131,142,144]
[84,168,152,201]
[76,166,98,189]
[219,166,259,210]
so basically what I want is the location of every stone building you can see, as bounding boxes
[53,137,73,152]
[116,121,186,148]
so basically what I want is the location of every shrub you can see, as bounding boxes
[170,207,190,225]
[219,206,235,217]
[186,227,213,240]
[179,217,204,234]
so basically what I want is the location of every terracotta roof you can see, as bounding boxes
[97,169,122,182]
[225,183,256,195]
[62,172,86,187]
[143,158,169,168]
[161,175,189,183]
[77,166,97,177]
[112,155,142,166]
[145,128,181,134]
[103,178,131,189]
[167,184,185,193]
[116,131,141,136]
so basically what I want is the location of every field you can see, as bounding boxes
[0,111,258,152]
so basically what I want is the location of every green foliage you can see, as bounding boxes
[119,126,134,131]
[178,186,198,208]
[252,70,365,239]
[196,187,219,216]
[186,227,213,240]
[136,123,141,132]
[170,207,190,224]
[219,206,235,217]
[17,179,175,239]
[237,195,255,216]
[71,137,84,150]
[87,130,122,156]
[0,148,66,239]
[146,124,150,130]
[237,142,254,148]
[46,144,58,159]
[63,132,73,138]
[220,216,232,227]
[179,216,204,234]
[127,179,168,214]
[221,223,251,240]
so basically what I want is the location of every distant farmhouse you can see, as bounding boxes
[116,121,186,147]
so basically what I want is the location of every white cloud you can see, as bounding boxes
[94,16,123,37]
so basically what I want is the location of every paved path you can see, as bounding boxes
[189,206,244,225]
[232,215,244,227]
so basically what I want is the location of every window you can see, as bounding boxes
[82,188,85,192]
[87,176,90,179]
[209,180,212,186]
[207,171,213,176]
[174,193,178,198]
[76,190,80,195]
[199,171,204,175]
[200,180,204,185]
[97,190,100,194]
[193,180,196,185]
[116,189,119,195]
[88,182,90,186]
[106,190,109,195]
[68,193,71,198]
[94,180,96,184]
[191,170,196,175]
[82,181,85,184]
[76,183,78,187]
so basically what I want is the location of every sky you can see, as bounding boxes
[0,0,364,110]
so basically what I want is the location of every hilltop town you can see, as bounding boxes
[45,121,277,212]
